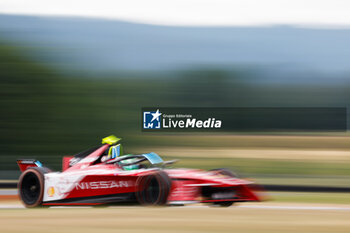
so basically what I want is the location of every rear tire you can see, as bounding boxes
[136,171,171,206]
[18,167,50,208]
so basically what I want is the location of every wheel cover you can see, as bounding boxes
[144,176,160,204]
[21,172,41,205]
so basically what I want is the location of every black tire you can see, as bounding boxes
[18,167,51,208]
[136,171,171,206]
[208,168,237,207]
[210,201,234,207]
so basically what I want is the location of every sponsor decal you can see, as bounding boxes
[47,186,55,197]
[142,107,347,132]
[143,109,162,129]
[142,108,222,131]
[163,117,221,128]
[75,180,131,190]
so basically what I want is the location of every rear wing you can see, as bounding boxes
[16,159,43,172]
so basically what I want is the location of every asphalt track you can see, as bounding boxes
[1,202,350,233]
[2,191,350,232]
[1,202,350,210]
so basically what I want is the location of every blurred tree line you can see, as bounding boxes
[1,41,350,173]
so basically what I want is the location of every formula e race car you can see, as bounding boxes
[17,135,262,208]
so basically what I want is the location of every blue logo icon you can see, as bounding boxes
[143,109,162,129]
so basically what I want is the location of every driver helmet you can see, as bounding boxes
[107,144,122,160]
[101,144,123,163]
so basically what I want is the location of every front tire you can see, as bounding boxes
[207,168,238,207]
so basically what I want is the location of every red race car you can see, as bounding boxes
[17,135,263,208]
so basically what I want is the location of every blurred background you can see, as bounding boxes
[1,0,350,198]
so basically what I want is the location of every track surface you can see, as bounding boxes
[1,203,350,211]
[1,202,350,233]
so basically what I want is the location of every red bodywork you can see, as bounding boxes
[18,144,263,206]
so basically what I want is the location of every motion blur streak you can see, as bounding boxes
[1,13,350,200]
